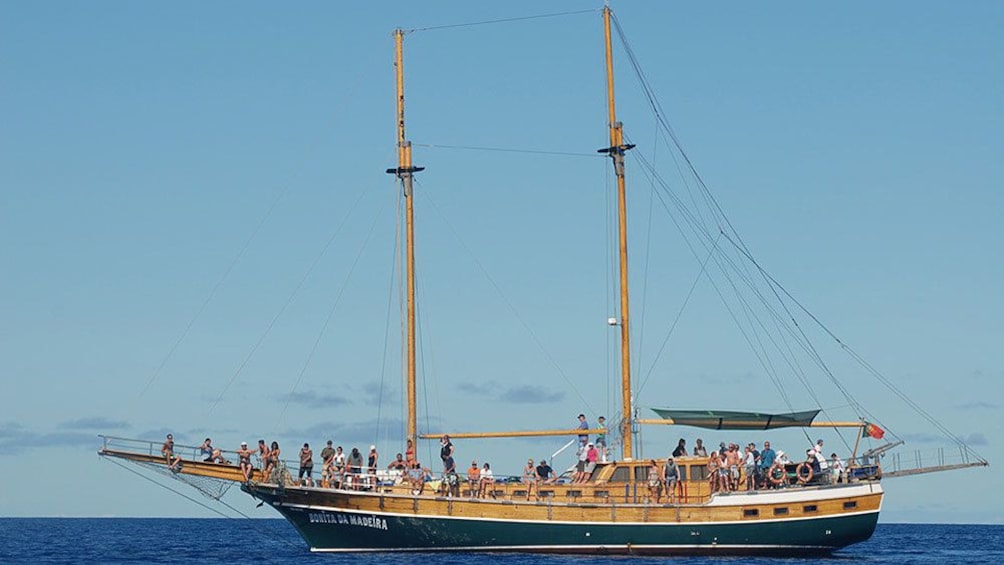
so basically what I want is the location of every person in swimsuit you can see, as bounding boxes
[647,460,663,503]
[405,439,416,466]
[707,450,722,493]
[237,441,254,482]
[161,434,181,470]
[522,458,537,500]
[263,441,279,482]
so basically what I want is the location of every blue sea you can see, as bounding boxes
[0,520,1000,564]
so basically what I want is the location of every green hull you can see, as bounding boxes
[248,487,879,555]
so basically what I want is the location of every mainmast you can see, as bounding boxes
[599,7,636,460]
[386,29,423,445]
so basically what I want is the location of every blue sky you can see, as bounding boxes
[1,1,1001,523]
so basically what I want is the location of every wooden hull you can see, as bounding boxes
[245,482,882,554]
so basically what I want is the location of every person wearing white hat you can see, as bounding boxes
[237,441,254,482]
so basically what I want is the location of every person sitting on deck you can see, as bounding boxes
[467,460,481,497]
[199,438,214,462]
[647,460,663,503]
[162,434,182,471]
[664,457,681,502]
[479,462,495,498]
[536,459,556,484]
[237,441,254,482]
[388,452,407,472]
[406,461,431,494]
[522,458,538,500]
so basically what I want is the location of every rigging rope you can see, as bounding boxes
[137,185,290,403]
[209,185,371,412]
[414,178,596,416]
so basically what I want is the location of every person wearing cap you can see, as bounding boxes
[467,460,481,497]
[320,441,336,487]
[576,414,589,447]
[237,441,254,482]
[299,443,314,487]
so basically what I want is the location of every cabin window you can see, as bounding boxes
[679,466,688,481]
[773,507,789,516]
[539,490,554,498]
[843,501,857,509]
[803,505,818,513]
[743,509,759,517]
[609,467,632,483]
[689,465,707,481]
[594,490,609,499]
[634,467,648,482]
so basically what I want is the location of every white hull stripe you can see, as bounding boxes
[310,543,838,553]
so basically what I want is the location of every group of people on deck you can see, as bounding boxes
[703,437,846,492]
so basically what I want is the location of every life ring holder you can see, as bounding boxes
[768,463,786,485]
[796,462,814,484]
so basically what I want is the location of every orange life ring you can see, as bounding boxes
[768,463,786,485]
[796,462,814,484]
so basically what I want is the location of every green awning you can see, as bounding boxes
[650,408,821,430]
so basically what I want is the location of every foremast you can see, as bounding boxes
[386,28,423,446]
[599,6,636,460]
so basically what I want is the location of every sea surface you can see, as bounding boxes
[0,519,1000,564]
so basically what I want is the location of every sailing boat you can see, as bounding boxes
[99,6,987,554]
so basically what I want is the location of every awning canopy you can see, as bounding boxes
[649,408,821,430]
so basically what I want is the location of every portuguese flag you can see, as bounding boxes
[863,421,885,439]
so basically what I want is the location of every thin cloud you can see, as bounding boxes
[276,391,351,409]
[500,385,564,404]
[0,422,99,455]
[955,401,998,410]
[58,417,131,430]
[459,382,564,403]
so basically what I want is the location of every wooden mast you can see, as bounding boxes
[600,6,636,461]
[387,28,423,445]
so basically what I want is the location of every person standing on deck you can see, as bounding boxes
[576,414,589,447]
[298,443,314,487]
[693,438,708,457]
[595,416,608,462]
[237,441,254,482]
[760,441,777,488]
[320,441,336,486]
[440,435,454,471]
[672,438,687,458]
[663,457,681,502]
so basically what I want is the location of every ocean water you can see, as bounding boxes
[0,519,1000,564]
